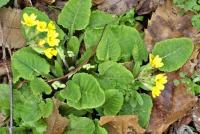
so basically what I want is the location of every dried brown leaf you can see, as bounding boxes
[92,0,104,5]
[144,0,200,52]
[192,100,200,132]
[45,99,68,134]
[0,8,25,49]
[136,0,165,15]
[97,0,139,15]
[99,115,145,134]
[147,72,198,134]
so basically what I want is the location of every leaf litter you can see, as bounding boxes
[0,0,200,133]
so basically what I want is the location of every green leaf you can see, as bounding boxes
[119,94,152,128]
[96,26,121,61]
[88,10,118,29]
[51,60,64,77]
[39,98,53,118]
[103,89,124,115]
[0,0,9,8]
[68,36,80,56]
[61,73,105,110]
[94,120,108,134]
[0,84,9,115]
[61,81,81,103]
[152,38,194,72]
[192,14,200,29]
[110,25,147,61]
[30,78,52,95]
[59,104,87,117]
[12,47,50,81]
[84,28,103,49]
[67,115,95,134]
[98,61,134,90]
[58,0,92,32]
[133,94,153,128]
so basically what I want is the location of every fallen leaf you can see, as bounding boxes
[92,0,104,5]
[45,99,69,134]
[0,60,10,77]
[0,8,25,49]
[136,0,165,15]
[192,99,200,132]
[144,0,200,52]
[97,0,139,15]
[35,1,61,21]
[147,72,198,134]
[99,115,145,134]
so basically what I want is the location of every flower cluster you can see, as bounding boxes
[152,74,167,98]
[149,54,164,68]
[21,13,60,59]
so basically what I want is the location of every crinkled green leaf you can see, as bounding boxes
[152,38,194,72]
[84,28,103,49]
[12,47,50,81]
[96,26,121,61]
[58,0,92,31]
[61,81,81,103]
[88,10,118,29]
[0,0,9,8]
[120,94,152,128]
[30,78,52,95]
[98,61,134,90]
[103,89,124,115]
[110,25,147,61]
[61,73,105,110]
[39,98,54,118]
[68,36,80,56]
[67,115,95,134]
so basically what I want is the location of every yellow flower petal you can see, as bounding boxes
[37,39,46,47]
[47,36,60,47]
[44,48,57,59]
[48,30,59,38]
[152,86,161,98]
[149,54,164,68]
[21,13,37,27]
[48,21,56,30]
[155,74,167,85]
[36,21,47,32]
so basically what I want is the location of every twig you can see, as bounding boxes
[1,21,13,134]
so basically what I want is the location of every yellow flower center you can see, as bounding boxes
[149,54,164,68]
[36,21,47,32]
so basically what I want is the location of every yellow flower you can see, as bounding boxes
[149,54,164,68]
[21,13,37,26]
[36,21,47,32]
[48,21,56,30]
[155,74,167,85]
[37,39,46,47]
[152,86,161,98]
[44,48,58,59]
[47,36,60,46]
[47,30,59,38]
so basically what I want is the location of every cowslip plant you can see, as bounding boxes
[0,0,195,133]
